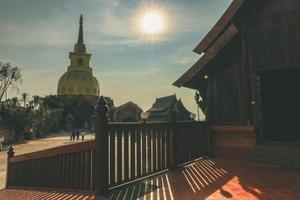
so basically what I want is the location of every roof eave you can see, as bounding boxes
[173,22,239,89]
[193,0,246,55]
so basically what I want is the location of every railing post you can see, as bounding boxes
[94,96,109,194]
[6,146,14,187]
[167,106,177,169]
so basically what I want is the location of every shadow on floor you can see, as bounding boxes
[1,159,300,200]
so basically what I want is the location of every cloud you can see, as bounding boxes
[0,0,232,46]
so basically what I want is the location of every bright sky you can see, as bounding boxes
[0,0,232,120]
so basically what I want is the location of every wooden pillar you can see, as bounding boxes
[6,146,14,187]
[94,96,109,194]
[167,105,177,169]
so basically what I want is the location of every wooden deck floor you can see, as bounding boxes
[0,158,299,200]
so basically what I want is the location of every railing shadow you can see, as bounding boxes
[181,159,228,194]
[108,174,174,200]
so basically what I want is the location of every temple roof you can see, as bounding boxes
[115,101,142,112]
[147,95,193,122]
[193,0,246,54]
[148,95,177,112]
[173,0,246,88]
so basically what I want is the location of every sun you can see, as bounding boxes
[142,11,163,34]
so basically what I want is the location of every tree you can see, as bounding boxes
[0,62,22,102]
[32,95,41,108]
[2,98,32,141]
[21,92,29,107]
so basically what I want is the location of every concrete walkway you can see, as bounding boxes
[0,158,299,199]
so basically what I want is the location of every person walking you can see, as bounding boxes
[76,129,80,141]
[80,129,85,141]
[71,130,76,142]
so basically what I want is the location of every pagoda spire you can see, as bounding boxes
[78,14,84,44]
[73,14,87,53]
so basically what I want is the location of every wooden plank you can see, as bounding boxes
[109,131,115,185]
[66,154,71,189]
[210,125,255,132]
[157,129,162,171]
[70,153,75,189]
[92,149,96,190]
[162,128,166,170]
[130,129,136,179]
[142,128,147,175]
[117,131,123,183]
[86,149,91,190]
[73,153,79,189]
[48,157,52,187]
[124,130,129,181]
[53,156,58,188]
[61,155,66,188]
[153,129,157,172]
[147,129,152,174]
[79,151,84,189]
[136,129,141,177]
[44,158,47,187]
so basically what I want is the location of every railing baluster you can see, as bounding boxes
[157,129,162,171]
[142,128,147,175]
[109,131,115,185]
[117,130,123,183]
[147,129,152,174]
[86,149,91,190]
[136,128,141,177]
[153,129,157,172]
[124,130,129,181]
[162,128,166,169]
[130,129,136,179]
[92,148,96,190]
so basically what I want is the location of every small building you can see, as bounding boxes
[113,102,143,122]
[147,95,193,122]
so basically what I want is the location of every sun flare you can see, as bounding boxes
[142,11,163,34]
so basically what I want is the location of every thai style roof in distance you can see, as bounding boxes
[114,101,142,112]
[147,94,193,122]
[147,94,177,112]
[173,0,246,89]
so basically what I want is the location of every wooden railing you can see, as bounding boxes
[7,140,96,191]
[108,122,170,187]
[107,121,208,187]
[6,96,209,194]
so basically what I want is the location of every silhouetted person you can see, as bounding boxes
[80,129,85,141]
[76,129,80,141]
[71,130,76,142]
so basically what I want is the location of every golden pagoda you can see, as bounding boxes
[57,15,100,97]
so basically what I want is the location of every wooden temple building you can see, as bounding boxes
[174,0,300,167]
[147,95,193,122]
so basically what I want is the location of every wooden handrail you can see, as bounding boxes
[108,121,206,129]
[10,140,95,163]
